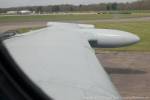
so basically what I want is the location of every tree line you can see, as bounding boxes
[0,0,150,13]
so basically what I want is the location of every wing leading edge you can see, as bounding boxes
[3,22,124,100]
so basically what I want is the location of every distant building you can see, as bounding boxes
[6,11,18,15]
[18,10,32,15]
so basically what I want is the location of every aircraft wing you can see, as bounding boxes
[1,22,132,100]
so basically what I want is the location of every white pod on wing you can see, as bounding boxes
[83,29,140,48]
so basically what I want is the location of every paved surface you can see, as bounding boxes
[71,17,150,23]
[97,52,150,100]
[0,17,150,33]
[0,21,47,33]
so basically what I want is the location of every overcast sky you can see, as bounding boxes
[0,0,138,8]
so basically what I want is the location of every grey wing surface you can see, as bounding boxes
[3,22,121,100]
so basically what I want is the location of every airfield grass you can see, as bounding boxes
[16,27,45,33]
[0,14,113,22]
[92,21,150,52]
[0,12,150,22]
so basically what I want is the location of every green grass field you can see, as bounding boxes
[0,14,113,22]
[0,12,150,22]
[91,21,150,52]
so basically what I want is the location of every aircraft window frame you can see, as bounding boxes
[0,38,53,100]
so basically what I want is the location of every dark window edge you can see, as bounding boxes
[0,40,53,100]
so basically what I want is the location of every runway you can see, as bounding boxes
[97,52,150,99]
[1,16,150,33]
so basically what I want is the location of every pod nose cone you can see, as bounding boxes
[128,34,140,45]
[134,35,140,43]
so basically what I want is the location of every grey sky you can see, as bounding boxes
[0,0,138,8]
